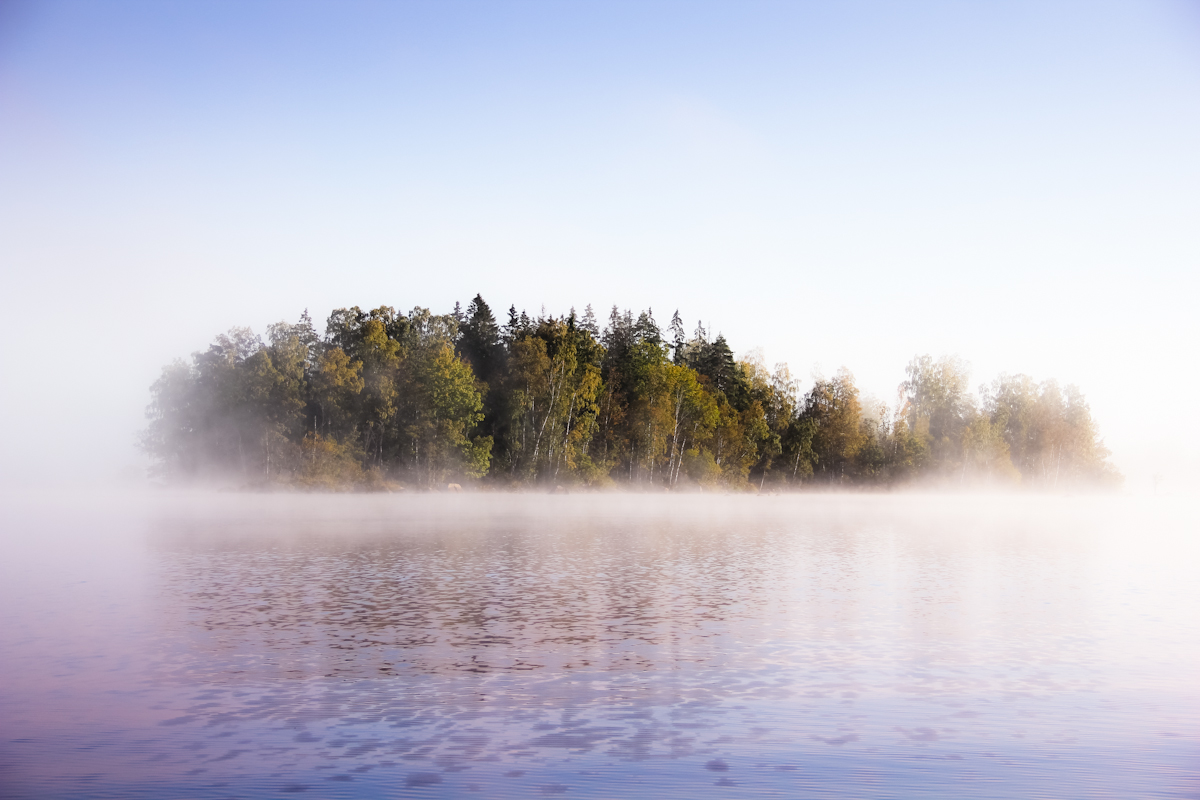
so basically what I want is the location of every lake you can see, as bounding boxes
[0,492,1196,798]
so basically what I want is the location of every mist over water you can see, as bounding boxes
[1,493,1197,798]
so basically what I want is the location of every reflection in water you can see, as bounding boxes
[0,494,1197,798]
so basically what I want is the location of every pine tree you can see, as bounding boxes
[458,294,501,381]
[581,304,599,336]
[634,309,662,346]
[503,305,520,343]
[669,310,686,365]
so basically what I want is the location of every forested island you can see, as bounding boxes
[142,297,1120,491]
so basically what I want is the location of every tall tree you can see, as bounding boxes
[802,368,866,482]
[458,294,502,381]
[404,340,490,483]
[900,355,975,473]
[669,310,686,366]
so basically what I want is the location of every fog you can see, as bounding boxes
[4,4,1199,797]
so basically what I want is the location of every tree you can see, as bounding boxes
[458,295,502,380]
[669,310,686,366]
[780,415,817,482]
[141,359,202,480]
[500,316,605,483]
[142,326,305,483]
[658,363,718,488]
[355,317,403,467]
[310,347,363,439]
[688,334,750,410]
[405,341,490,483]
[802,368,866,482]
[900,354,975,474]
[580,304,599,336]
[739,353,790,486]
[456,294,506,451]
[982,375,1118,488]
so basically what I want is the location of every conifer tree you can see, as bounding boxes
[581,304,599,336]
[669,310,686,365]
[458,295,502,381]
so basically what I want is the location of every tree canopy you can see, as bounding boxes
[142,300,1121,491]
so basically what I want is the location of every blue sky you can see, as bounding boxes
[2,1,1198,488]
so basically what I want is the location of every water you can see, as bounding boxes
[0,493,1196,799]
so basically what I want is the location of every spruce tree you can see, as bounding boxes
[458,294,501,381]
[669,310,686,365]
[581,304,599,336]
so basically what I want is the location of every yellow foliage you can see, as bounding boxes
[295,433,365,490]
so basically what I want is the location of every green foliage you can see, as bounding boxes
[900,355,974,476]
[296,433,366,489]
[683,447,721,486]
[404,340,488,483]
[142,305,1120,491]
[499,316,605,484]
[802,369,867,482]
[982,374,1118,488]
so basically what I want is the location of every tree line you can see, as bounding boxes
[141,297,1120,490]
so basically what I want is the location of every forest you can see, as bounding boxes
[141,297,1121,491]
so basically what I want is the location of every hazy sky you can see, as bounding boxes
[2,1,1198,490]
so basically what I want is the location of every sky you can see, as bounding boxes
[1,0,1198,491]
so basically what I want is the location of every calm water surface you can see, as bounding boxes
[0,493,1197,799]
